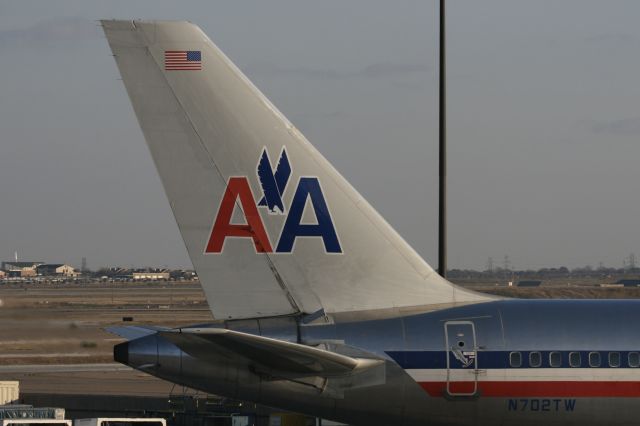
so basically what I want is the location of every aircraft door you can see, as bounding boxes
[444,321,478,396]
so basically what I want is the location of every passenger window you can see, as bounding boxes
[529,351,542,368]
[589,352,601,367]
[569,352,581,368]
[550,351,562,367]
[629,352,640,368]
[510,351,522,368]
[609,352,621,367]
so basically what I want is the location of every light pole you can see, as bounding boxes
[438,0,448,278]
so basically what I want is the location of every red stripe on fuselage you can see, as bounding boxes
[420,381,640,397]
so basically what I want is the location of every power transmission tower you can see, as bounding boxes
[486,257,494,273]
[628,253,637,270]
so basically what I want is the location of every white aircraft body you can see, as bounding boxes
[102,20,640,426]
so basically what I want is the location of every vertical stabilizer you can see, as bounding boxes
[102,20,495,320]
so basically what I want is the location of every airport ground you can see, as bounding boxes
[0,282,212,399]
[1,278,640,422]
[1,279,639,368]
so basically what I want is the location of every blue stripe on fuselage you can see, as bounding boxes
[386,350,640,369]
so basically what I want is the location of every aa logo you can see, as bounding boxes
[205,147,342,254]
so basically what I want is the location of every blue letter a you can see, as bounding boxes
[276,177,342,253]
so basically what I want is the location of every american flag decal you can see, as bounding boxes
[164,50,202,71]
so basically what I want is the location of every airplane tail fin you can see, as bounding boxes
[101,20,494,320]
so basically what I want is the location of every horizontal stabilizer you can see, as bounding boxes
[160,328,383,378]
[106,325,166,340]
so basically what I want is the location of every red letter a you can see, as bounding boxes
[205,177,273,253]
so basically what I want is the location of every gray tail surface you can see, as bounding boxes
[101,20,495,320]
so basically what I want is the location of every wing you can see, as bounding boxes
[159,327,383,378]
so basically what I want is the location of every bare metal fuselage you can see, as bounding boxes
[115,299,640,426]
[100,20,637,426]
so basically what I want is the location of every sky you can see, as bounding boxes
[1,1,639,270]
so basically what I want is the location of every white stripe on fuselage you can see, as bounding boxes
[406,368,640,382]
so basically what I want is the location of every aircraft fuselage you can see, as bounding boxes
[116,299,640,426]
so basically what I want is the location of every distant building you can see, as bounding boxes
[616,279,640,287]
[170,269,199,281]
[1,261,43,278]
[517,280,542,288]
[132,269,170,281]
[37,264,78,277]
[97,267,132,279]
